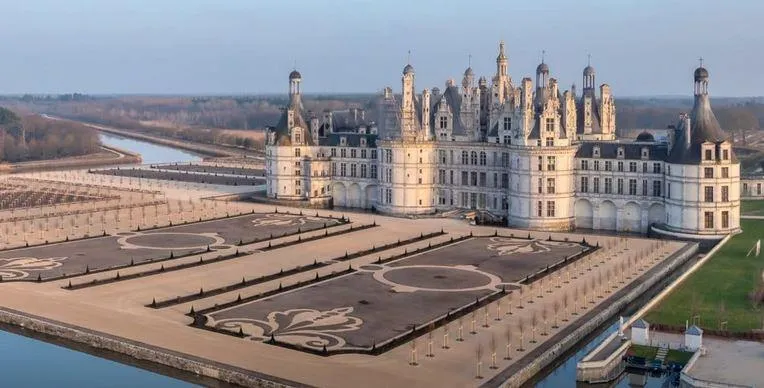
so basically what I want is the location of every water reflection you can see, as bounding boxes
[99,133,202,164]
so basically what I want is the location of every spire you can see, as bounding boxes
[497,40,507,61]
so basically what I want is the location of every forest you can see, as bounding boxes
[0,107,100,162]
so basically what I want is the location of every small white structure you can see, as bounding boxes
[631,319,650,345]
[684,325,703,351]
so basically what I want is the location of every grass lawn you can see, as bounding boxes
[741,199,764,216]
[646,219,764,332]
[665,349,694,364]
[628,344,658,359]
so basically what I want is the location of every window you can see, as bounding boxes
[438,169,445,184]
[759,183,763,195]
[449,170,454,184]
[617,147,624,158]
[705,149,713,161]
[501,153,509,167]
[370,165,377,179]
[722,167,729,178]
[547,156,556,171]
[667,183,671,199]
[641,148,649,159]
[653,180,662,197]
[360,138,367,147]
[722,149,729,160]
[479,152,487,166]
[340,137,347,146]
[704,186,714,202]
[503,117,511,131]
[547,178,556,194]
[617,161,624,172]
[461,151,469,165]
[594,160,600,171]
[385,168,391,183]
[294,180,301,195]
[361,149,367,159]
[545,137,554,146]
[503,135,511,144]
[439,116,448,129]
[479,172,486,187]
[593,147,600,158]
[350,164,357,177]
[470,151,478,165]
[581,160,589,170]
[629,162,637,172]
[501,173,509,189]
[722,211,729,228]
[461,171,468,186]
[294,148,301,157]
[471,172,478,186]
[653,163,661,174]
[593,177,600,193]
[546,201,555,217]
[642,162,648,173]
[580,177,589,193]
[617,178,624,194]
[350,149,357,158]
[371,149,377,159]
[331,148,337,157]
[340,163,347,177]
[493,173,498,188]
[722,185,729,202]
[704,167,714,178]
[385,189,392,204]
[605,161,612,171]
[629,179,637,195]
[704,212,714,229]
[294,131,301,144]
[341,148,347,158]
[331,163,337,176]
[538,177,543,194]
[545,118,554,132]
[537,201,543,217]
[538,156,543,171]
[641,179,647,196]
[604,178,613,194]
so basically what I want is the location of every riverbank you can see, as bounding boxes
[0,144,141,174]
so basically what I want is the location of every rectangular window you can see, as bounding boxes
[546,201,555,217]
[439,150,446,164]
[371,149,377,159]
[581,160,589,170]
[593,177,600,193]
[547,178,555,194]
[503,117,511,131]
[547,156,556,171]
[617,178,624,194]
[594,160,600,171]
[493,173,498,188]
[723,149,729,160]
[704,167,714,178]
[545,118,554,132]
[461,151,469,165]
[722,167,729,178]
[538,156,543,171]
[361,149,367,159]
[503,135,511,144]
[537,201,543,217]
[538,177,543,194]
[604,178,612,194]
[617,161,624,172]
[705,149,713,161]
[479,172,487,187]
[294,148,301,157]
[461,171,468,186]
[350,164,357,177]
[629,179,637,195]
[501,173,509,189]
[361,164,367,178]
[629,162,637,172]
[341,148,347,158]
[653,180,662,197]
[722,211,729,228]
[438,169,446,184]
[340,163,347,177]
[704,186,714,202]
[704,212,714,228]
[449,170,454,184]
[350,149,357,158]
[642,162,648,173]
[605,161,612,171]
[370,165,377,179]
[331,148,337,157]
[331,163,337,176]
[439,116,448,129]
[295,180,301,196]
[641,179,647,196]
[653,163,661,174]
[667,183,671,199]
[501,153,510,167]
[722,185,729,202]
[545,137,554,146]
[580,177,589,193]
[470,172,478,186]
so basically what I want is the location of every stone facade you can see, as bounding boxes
[265,43,741,238]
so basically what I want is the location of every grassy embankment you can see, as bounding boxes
[741,199,764,216]
[646,219,764,332]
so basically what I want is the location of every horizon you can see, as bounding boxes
[1,0,762,96]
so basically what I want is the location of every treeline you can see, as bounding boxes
[0,107,100,162]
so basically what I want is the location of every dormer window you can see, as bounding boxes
[293,129,302,144]
[545,118,554,132]
[360,138,367,147]
[722,148,729,161]
[340,137,347,146]
[617,147,624,158]
[704,148,713,161]
[503,117,512,131]
[593,146,600,158]
[641,148,649,159]
[439,116,448,129]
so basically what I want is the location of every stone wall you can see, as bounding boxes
[487,242,698,388]
[0,307,308,388]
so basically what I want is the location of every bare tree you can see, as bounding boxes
[530,313,538,343]
[553,301,560,328]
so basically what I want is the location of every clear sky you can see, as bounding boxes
[2,0,762,96]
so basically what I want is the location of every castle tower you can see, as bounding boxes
[661,63,740,237]
[576,59,616,141]
[400,63,417,139]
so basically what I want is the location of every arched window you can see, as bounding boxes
[461,151,469,165]
[479,151,486,166]
[470,151,478,165]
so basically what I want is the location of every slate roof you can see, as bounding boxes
[430,85,468,136]
[318,132,377,148]
[685,325,703,336]
[667,93,734,164]
[632,319,649,329]
[576,89,602,135]
[272,94,313,146]
[576,141,667,161]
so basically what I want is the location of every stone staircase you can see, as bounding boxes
[655,346,669,362]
